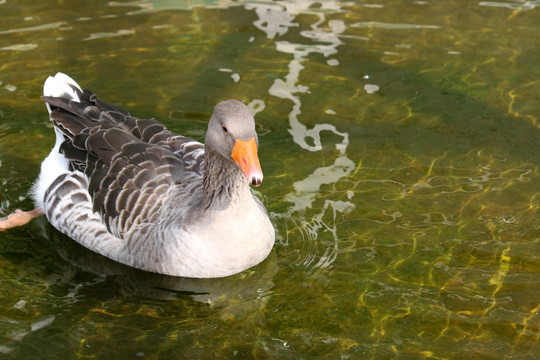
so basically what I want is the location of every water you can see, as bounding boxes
[1,0,539,358]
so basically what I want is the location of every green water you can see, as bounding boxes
[1,0,539,358]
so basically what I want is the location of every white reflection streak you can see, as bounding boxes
[478,1,540,10]
[246,1,355,269]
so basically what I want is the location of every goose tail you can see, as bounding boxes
[32,73,82,210]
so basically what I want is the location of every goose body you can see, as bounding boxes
[32,73,275,278]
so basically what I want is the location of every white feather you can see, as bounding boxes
[32,73,82,210]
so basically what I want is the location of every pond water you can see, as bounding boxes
[1,0,539,358]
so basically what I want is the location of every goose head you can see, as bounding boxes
[205,100,263,186]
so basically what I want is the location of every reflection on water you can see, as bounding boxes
[248,1,356,272]
[109,0,236,14]
[0,0,539,359]
[0,21,66,36]
[46,223,279,306]
[351,21,441,30]
[479,0,540,10]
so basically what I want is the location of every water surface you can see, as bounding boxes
[0,0,539,359]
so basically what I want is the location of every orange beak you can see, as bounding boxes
[231,137,263,186]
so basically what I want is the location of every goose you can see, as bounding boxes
[0,73,275,278]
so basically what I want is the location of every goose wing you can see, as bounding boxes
[42,88,205,238]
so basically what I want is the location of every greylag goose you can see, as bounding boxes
[1,73,275,278]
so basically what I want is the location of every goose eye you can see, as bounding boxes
[222,125,228,133]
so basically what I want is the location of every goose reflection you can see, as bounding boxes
[42,221,278,305]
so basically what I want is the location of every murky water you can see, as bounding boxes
[1,0,539,358]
